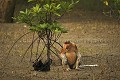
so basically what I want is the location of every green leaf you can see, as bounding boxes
[15,0,80,33]
[43,4,50,11]
[32,4,41,13]
[104,1,109,6]
[28,0,34,2]
[20,11,25,14]
[54,12,61,16]
[75,0,80,4]
[40,23,48,29]
[56,4,61,9]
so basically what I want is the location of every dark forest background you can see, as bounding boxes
[0,0,106,23]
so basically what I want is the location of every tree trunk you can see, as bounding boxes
[0,0,16,23]
[46,29,51,71]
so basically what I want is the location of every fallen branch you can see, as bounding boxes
[79,64,99,67]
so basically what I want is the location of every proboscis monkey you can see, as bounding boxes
[60,41,81,71]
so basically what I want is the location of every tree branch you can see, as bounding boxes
[21,37,39,62]
[7,32,31,58]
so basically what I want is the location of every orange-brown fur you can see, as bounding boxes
[60,41,81,71]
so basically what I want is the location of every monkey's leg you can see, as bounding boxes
[62,62,71,71]
[75,52,81,70]
[61,54,71,71]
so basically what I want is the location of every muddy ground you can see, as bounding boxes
[0,10,120,80]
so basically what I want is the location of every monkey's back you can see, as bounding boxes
[66,52,77,66]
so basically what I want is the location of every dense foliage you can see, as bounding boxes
[15,0,79,33]
[102,0,120,20]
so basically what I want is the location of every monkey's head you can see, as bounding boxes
[64,41,70,44]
